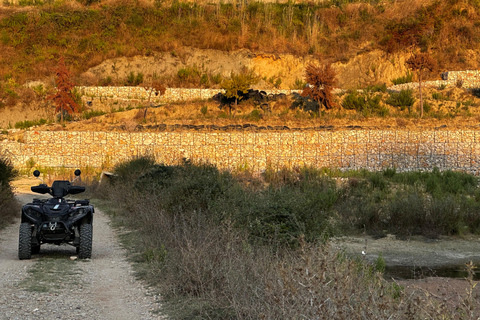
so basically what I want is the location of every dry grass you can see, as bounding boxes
[0,0,479,87]
[87,158,480,319]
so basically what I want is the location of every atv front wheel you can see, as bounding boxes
[18,222,32,260]
[78,223,92,259]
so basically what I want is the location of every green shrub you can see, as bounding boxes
[200,74,209,86]
[385,89,415,111]
[391,72,413,85]
[342,90,366,110]
[387,192,426,237]
[126,72,144,86]
[427,195,463,237]
[177,65,201,82]
[100,76,113,86]
[431,92,445,100]
[14,118,47,129]
[210,73,222,85]
[113,155,156,181]
[423,101,432,113]
[342,90,386,117]
[0,155,19,229]
[292,78,307,90]
[246,109,262,121]
[366,83,388,93]
[82,110,106,119]
[368,172,388,191]
[0,155,17,187]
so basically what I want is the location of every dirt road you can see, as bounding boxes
[0,190,165,320]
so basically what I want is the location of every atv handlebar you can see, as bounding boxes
[31,170,85,198]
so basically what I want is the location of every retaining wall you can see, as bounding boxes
[80,69,480,103]
[389,70,480,92]
[78,87,300,104]
[2,129,480,174]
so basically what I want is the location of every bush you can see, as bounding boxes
[246,109,262,121]
[385,89,415,111]
[366,83,388,93]
[0,155,19,229]
[342,90,366,110]
[341,90,386,117]
[387,192,426,237]
[0,155,17,187]
[14,118,47,129]
[82,110,106,120]
[431,92,445,100]
[113,155,156,181]
[126,72,144,86]
[391,72,413,85]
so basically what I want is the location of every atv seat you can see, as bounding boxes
[51,180,71,198]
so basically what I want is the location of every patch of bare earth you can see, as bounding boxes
[333,235,480,312]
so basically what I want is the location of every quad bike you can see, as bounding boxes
[18,169,94,260]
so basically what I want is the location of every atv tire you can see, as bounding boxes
[18,222,32,260]
[78,223,92,259]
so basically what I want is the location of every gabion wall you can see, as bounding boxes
[2,129,480,174]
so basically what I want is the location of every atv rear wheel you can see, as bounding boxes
[78,223,92,259]
[18,222,32,260]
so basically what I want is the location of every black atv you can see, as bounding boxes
[18,169,94,260]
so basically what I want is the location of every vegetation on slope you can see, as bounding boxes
[0,0,480,86]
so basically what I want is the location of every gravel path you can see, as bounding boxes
[0,191,166,320]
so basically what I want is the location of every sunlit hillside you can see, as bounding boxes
[0,0,479,85]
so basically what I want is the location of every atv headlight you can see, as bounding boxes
[70,207,85,217]
[25,207,42,220]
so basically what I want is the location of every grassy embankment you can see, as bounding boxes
[1,0,479,84]
[90,156,480,319]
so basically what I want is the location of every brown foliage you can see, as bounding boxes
[142,80,166,119]
[301,63,338,110]
[150,81,166,97]
[47,57,79,123]
[406,52,436,73]
[406,52,436,118]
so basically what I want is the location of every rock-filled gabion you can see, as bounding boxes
[2,129,480,174]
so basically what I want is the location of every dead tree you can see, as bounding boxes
[301,62,338,112]
[406,52,436,118]
[47,57,78,124]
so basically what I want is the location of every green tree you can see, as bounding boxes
[406,52,436,118]
[47,57,79,124]
[220,70,258,114]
